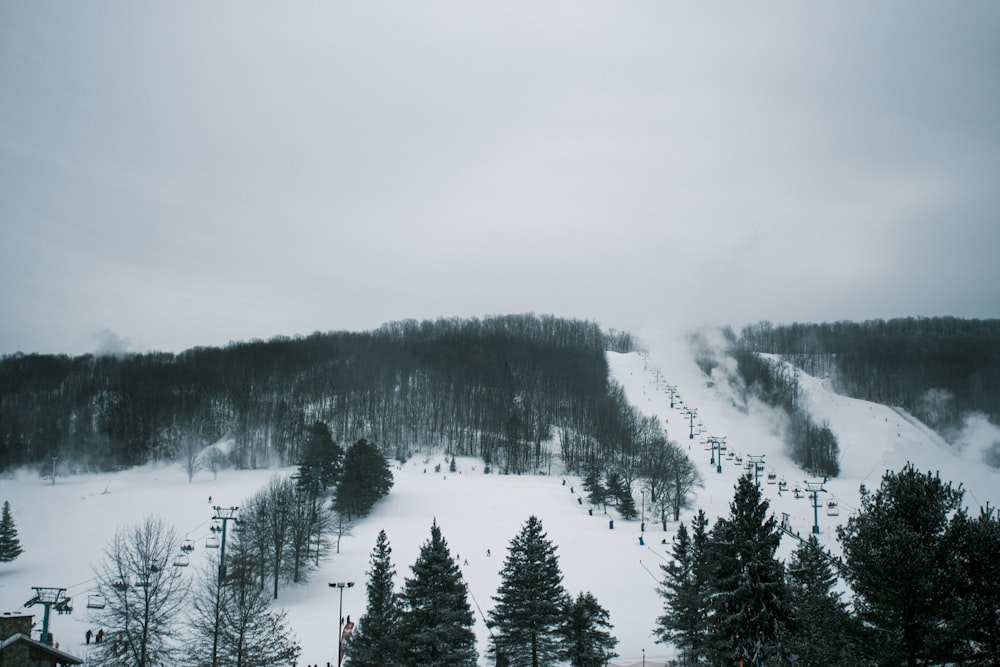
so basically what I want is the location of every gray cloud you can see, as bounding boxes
[2,2,998,355]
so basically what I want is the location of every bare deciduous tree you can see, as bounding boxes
[90,516,189,667]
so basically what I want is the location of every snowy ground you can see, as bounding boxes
[2,330,998,666]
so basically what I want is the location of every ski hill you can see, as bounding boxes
[2,330,999,666]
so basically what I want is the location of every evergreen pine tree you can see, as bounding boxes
[0,501,24,563]
[561,591,619,667]
[785,535,859,665]
[335,439,394,520]
[949,506,1000,666]
[297,422,344,492]
[397,520,477,667]
[581,467,606,509]
[616,489,638,520]
[488,515,570,667]
[838,463,965,666]
[707,473,790,665]
[346,530,401,667]
[655,509,710,663]
[604,471,625,510]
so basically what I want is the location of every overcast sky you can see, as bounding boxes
[2,2,998,356]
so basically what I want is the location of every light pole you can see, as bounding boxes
[329,581,355,666]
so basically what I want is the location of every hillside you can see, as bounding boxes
[2,329,998,665]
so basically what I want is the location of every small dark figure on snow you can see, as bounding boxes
[85,629,92,644]
[96,628,104,643]
[486,548,491,557]
[208,496,212,503]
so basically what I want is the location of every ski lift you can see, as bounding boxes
[766,473,777,484]
[206,535,220,549]
[778,480,788,492]
[112,580,130,591]
[735,456,743,465]
[173,553,190,568]
[87,595,106,610]
[55,598,73,615]
[181,539,195,553]
[827,500,840,516]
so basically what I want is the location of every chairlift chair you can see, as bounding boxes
[827,500,840,516]
[87,595,106,610]
[181,539,195,553]
[206,536,220,549]
[767,473,777,484]
[778,480,788,492]
[173,553,190,567]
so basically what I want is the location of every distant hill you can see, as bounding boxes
[736,317,1000,465]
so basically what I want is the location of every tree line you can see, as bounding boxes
[0,314,640,475]
[738,317,1000,449]
[0,314,704,533]
[656,464,1000,666]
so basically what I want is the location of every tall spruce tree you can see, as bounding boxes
[397,521,477,667]
[838,463,965,667]
[561,591,619,667]
[335,439,394,520]
[655,509,710,663]
[0,501,24,563]
[949,505,1000,666]
[785,535,859,665]
[297,422,344,492]
[489,515,570,667]
[707,473,790,665]
[346,530,401,667]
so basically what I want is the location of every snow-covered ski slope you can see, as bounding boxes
[1,331,998,667]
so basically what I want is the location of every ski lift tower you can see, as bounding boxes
[665,384,677,408]
[24,587,71,645]
[804,480,828,534]
[686,408,698,440]
[707,436,726,474]
[210,506,239,667]
[747,455,766,487]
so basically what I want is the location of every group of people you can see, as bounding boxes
[85,628,127,656]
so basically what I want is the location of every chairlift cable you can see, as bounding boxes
[639,559,660,583]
